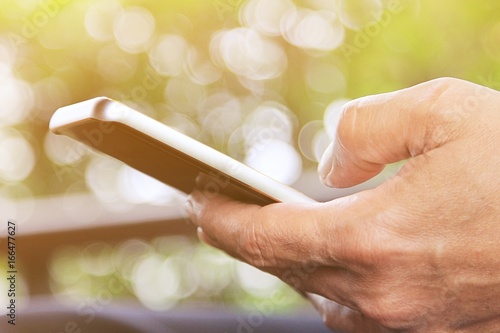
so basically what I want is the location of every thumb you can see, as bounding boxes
[318,78,474,188]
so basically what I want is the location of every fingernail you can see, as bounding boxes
[318,143,332,172]
[318,142,334,185]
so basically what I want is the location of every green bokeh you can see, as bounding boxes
[1,0,499,196]
[1,0,499,310]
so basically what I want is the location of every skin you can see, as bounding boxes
[186,78,500,332]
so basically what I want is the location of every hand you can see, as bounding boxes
[186,78,500,332]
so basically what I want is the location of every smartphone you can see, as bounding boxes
[49,97,315,206]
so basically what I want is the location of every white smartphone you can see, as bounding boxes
[49,97,315,205]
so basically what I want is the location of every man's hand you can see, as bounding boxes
[186,78,500,332]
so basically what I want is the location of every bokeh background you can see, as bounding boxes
[0,0,499,316]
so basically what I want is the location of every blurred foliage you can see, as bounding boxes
[0,0,499,198]
[48,236,304,312]
[0,0,499,311]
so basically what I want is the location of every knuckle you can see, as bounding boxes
[336,99,362,149]
[424,78,474,128]
[422,77,462,101]
[341,224,396,269]
[237,204,298,269]
[239,221,275,268]
[359,215,425,267]
[427,76,457,88]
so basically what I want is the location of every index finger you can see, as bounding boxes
[187,190,324,269]
[186,188,383,272]
[185,189,398,312]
